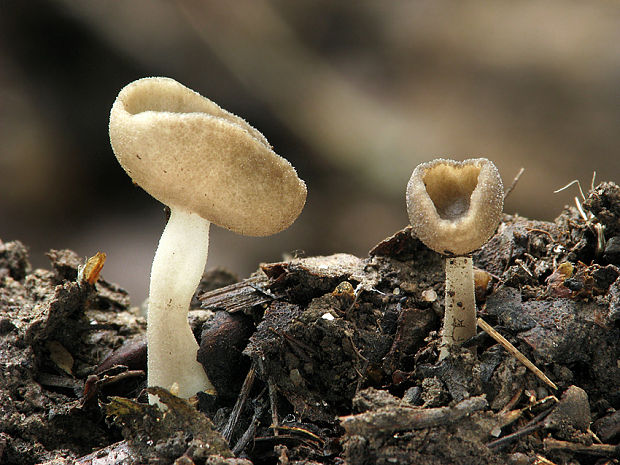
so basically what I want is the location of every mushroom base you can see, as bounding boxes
[147,208,215,403]
[439,256,476,359]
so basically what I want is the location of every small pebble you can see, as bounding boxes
[421,289,437,302]
[545,385,591,432]
[507,452,530,465]
[402,386,421,405]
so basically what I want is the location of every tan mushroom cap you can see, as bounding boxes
[109,77,307,236]
[406,158,503,255]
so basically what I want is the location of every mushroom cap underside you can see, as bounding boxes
[109,77,306,237]
[406,158,504,255]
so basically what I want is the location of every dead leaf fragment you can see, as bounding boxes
[78,252,106,285]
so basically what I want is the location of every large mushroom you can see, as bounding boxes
[406,158,503,359]
[109,77,307,402]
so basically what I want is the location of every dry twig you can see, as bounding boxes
[504,167,525,200]
[477,318,557,390]
[544,438,618,457]
[222,364,257,441]
[340,396,488,435]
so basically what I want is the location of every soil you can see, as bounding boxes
[1,182,620,465]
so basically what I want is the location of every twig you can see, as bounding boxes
[222,364,256,442]
[554,179,586,201]
[499,389,523,415]
[533,456,558,465]
[574,196,589,222]
[595,222,606,257]
[553,174,606,255]
[525,228,555,240]
[232,409,261,456]
[269,425,323,444]
[268,382,280,436]
[486,403,556,450]
[543,438,619,457]
[340,396,488,435]
[258,357,280,437]
[477,318,557,390]
[515,259,533,277]
[486,422,543,450]
[504,167,525,200]
[552,171,597,200]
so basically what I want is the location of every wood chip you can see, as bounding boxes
[199,275,277,313]
[340,395,488,435]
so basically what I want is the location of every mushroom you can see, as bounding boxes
[109,77,307,402]
[406,158,503,359]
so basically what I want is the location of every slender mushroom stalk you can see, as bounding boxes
[444,256,476,350]
[148,208,212,399]
[406,158,503,359]
[109,77,306,404]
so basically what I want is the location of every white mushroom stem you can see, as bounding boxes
[439,256,476,360]
[147,207,215,403]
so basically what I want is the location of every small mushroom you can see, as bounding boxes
[109,77,306,403]
[406,158,503,359]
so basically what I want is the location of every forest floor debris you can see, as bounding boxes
[1,182,620,464]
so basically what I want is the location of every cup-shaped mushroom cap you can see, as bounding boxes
[109,77,307,236]
[406,158,503,255]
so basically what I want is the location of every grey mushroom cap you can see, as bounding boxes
[109,77,307,237]
[406,158,504,255]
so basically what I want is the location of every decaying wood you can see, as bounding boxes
[199,274,278,313]
[222,364,257,442]
[340,395,488,436]
[543,438,619,458]
[232,413,260,456]
[74,441,131,464]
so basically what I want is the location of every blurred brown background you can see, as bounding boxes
[1,0,619,304]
